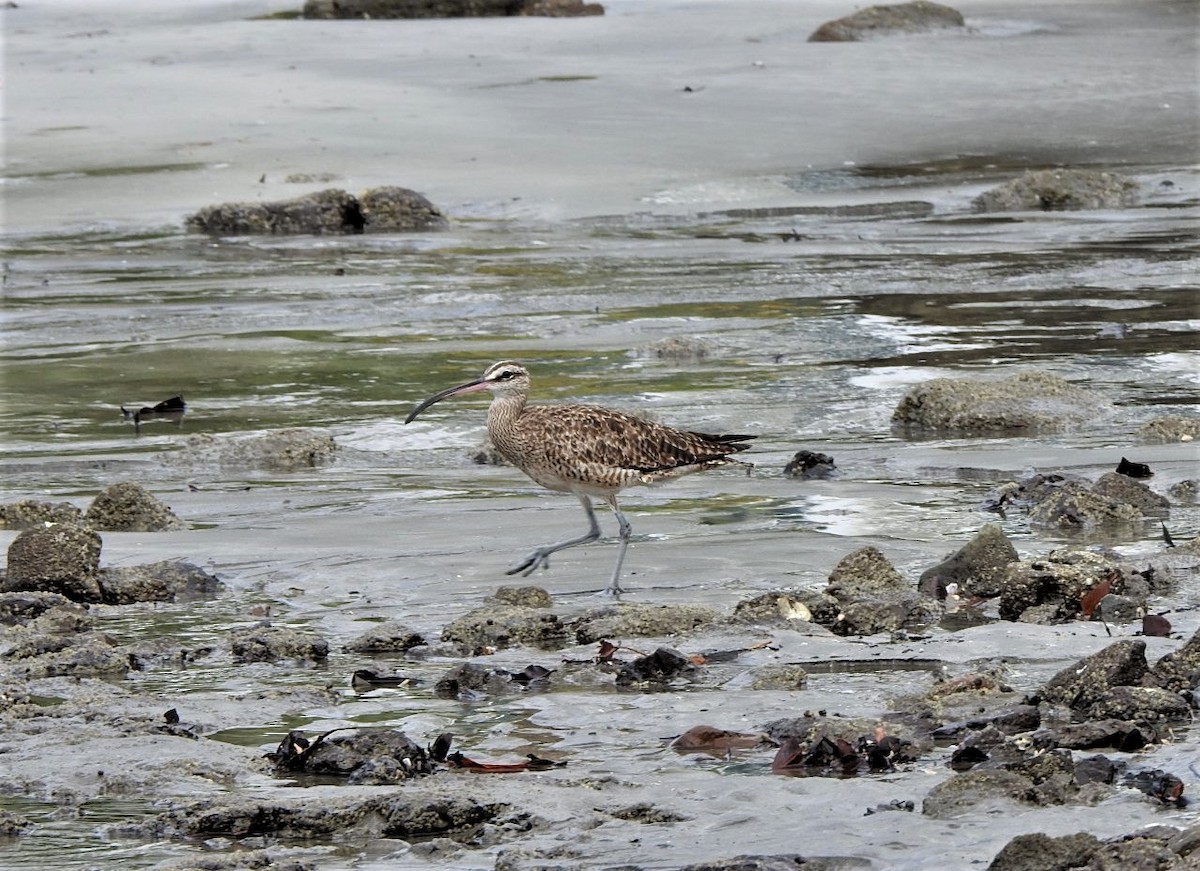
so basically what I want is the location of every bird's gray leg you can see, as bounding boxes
[603,496,633,596]
[507,494,601,577]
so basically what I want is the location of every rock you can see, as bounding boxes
[0,591,82,626]
[96,560,224,604]
[356,185,450,231]
[826,546,908,599]
[186,187,447,235]
[1082,686,1191,723]
[1025,479,1146,528]
[571,603,719,643]
[147,794,508,840]
[344,620,425,653]
[1038,640,1148,710]
[731,590,840,626]
[441,606,568,651]
[1091,472,1169,515]
[782,450,837,479]
[1139,416,1200,443]
[302,0,602,19]
[187,188,359,234]
[1147,626,1200,692]
[922,767,1076,819]
[1090,838,1187,870]
[84,482,186,532]
[822,546,940,635]
[892,371,1106,435]
[987,832,1103,871]
[834,596,942,636]
[0,499,83,530]
[3,523,104,602]
[809,0,964,42]
[490,585,553,608]
[164,429,337,471]
[750,664,809,689]
[998,549,1131,622]
[972,169,1140,212]
[919,523,1019,598]
[5,633,130,679]
[230,624,330,663]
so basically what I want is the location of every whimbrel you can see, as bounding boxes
[405,361,754,594]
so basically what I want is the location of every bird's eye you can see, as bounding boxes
[495,370,515,381]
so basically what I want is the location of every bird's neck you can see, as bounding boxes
[486,392,526,443]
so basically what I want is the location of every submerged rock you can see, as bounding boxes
[972,169,1140,212]
[84,482,186,532]
[185,187,447,235]
[3,523,103,602]
[892,371,1106,435]
[0,500,83,530]
[145,793,508,840]
[164,429,337,471]
[97,560,224,604]
[809,0,964,41]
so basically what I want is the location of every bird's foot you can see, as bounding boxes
[506,549,551,577]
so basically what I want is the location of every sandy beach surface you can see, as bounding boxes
[5,0,1197,229]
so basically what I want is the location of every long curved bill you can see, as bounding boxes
[404,377,490,423]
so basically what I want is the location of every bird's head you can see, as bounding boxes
[405,361,530,423]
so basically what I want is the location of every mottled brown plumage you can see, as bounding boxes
[405,360,754,594]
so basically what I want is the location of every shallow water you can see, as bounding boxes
[2,162,1200,869]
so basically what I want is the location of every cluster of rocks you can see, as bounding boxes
[1,482,184,533]
[185,186,448,236]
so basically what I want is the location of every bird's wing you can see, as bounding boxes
[516,404,750,480]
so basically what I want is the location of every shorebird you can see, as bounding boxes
[404,361,754,594]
